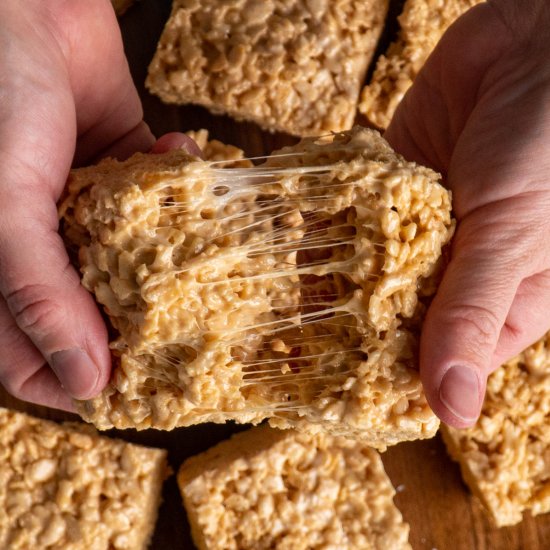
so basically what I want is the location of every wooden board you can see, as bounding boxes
[1,1,549,548]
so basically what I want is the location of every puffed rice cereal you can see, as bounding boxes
[359,0,484,129]
[0,407,168,550]
[146,0,389,136]
[178,425,411,550]
[442,332,550,526]
[60,127,454,450]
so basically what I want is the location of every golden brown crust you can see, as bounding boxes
[0,407,168,549]
[442,333,550,526]
[178,426,412,550]
[146,0,389,136]
[61,127,454,449]
[359,0,484,129]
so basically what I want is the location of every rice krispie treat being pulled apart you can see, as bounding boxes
[0,407,168,550]
[178,425,411,550]
[147,0,389,136]
[359,0,484,129]
[60,127,454,450]
[442,332,550,527]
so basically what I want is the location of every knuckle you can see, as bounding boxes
[0,314,24,345]
[0,297,51,402]
[5,284,61,337]
[444,303,501,346]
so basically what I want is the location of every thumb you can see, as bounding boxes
[420,216,522,428]
[0,190,110,400]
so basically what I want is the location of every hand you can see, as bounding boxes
[0,0,157,411]
[385,0,550,427]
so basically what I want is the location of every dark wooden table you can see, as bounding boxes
[1,1,549,548]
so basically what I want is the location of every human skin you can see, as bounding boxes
[386,0,550,427]
[1,1,549,428]
[0,0,197,411]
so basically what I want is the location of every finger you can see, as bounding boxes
[2,367,76,413]
[491,270,550,369]
[55,0,154,166]
[94,120,155,162]
[0,194,111,400]
[151,132,204,157]
[0,295,75,412]
[420,219,525,428]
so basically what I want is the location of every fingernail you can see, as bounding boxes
[439,365,481,424]
[50,349,100,400]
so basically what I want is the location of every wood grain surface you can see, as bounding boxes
[1,1,548,549]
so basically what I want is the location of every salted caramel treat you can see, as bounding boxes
[146,0,389,136]
[359,0,484,129]
[178,425,411,550]
[60,127,453,449]
[0,407,168,550]
[442,333,550,527]
[112,0,134,16]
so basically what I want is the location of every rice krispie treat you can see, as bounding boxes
[0,407,168,550]
[442,333,550,527]
[178,425,411,550]
[359,0,484,129]
[60,127,454,450]
[146,0,389,136]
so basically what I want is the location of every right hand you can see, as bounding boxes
[386,0,550,427]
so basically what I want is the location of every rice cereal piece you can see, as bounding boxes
[359,0,484,129]
[146,0,389,136]
[178,425,411,550]
[0,407,169,550]
[60,127,453,450]
[184,129,253,166]
[59,129,251,250]
[442,333,550,527]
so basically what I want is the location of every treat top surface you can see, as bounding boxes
[443,333,550,526]
[0,407,167,550]
[179,426,411,550]
[147,0,388,135]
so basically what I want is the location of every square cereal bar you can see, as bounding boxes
[0,407,168,549]
[178,425,411,550]
[359,0,484,129]
[60,127,453,449]
[442,333,550,526]
[146,0,389,136]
